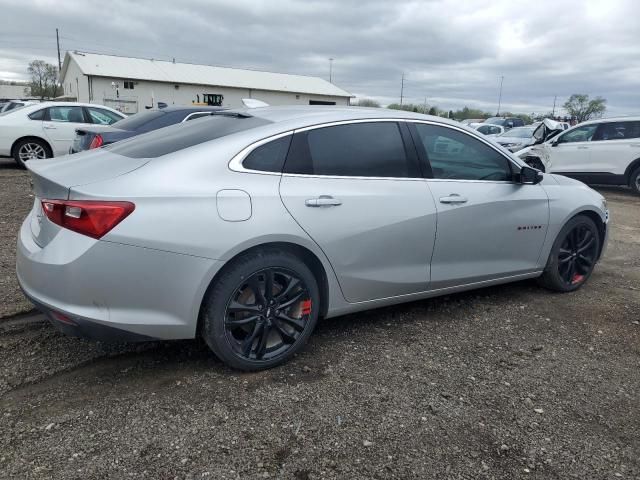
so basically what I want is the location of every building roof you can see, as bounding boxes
[61,51,352,98]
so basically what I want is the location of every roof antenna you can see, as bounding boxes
[172,58,175,63]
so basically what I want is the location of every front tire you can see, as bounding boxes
[538,215,600,292]
[630,167,640,195]
[13,138,51,168]
[201,249,320,371]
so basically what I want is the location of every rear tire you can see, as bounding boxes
[630,167,640,195]
[538,215,600,292]
[13,138,51,168]
[201,249,320,371]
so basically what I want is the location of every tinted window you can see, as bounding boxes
[107,115,271,158]
[47,106,85,123]
[28,109,46,120]
[141,111,192,131]
[557,124,598,143]
[592,121,640,141]
[243,136,292,172]
[87,107,122,125]
[413,124,512,181]
[284,122,417,178]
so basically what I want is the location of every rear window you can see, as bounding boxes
[107,114,271,158]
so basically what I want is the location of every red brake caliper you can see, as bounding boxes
[300,299,312,315]
[572,274,584,284]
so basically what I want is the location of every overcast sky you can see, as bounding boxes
[0,0,638,115]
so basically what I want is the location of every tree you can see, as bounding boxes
[387,103,430,114]
[352,98,380,108]
[428,106,438,115]
[453,106,491,121]
[563,94,606,123]
[27,60,61,100]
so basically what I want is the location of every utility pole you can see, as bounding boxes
[496,75,504,115]
[329,58,334,83]
[423,96,427,113]
[400,73,405,106]
[56,28,62,74]
[552,95,557,116]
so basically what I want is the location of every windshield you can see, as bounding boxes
[499,127,535,138]
[483,118,504,125]
[111,110,165,130]
[0,104,27,116]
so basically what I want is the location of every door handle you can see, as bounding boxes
[43,125,56,130]
[577,146,589,149]
[439,194,468,204]
[305,195,342,207]
[630,143,640,147]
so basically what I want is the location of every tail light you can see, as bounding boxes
[88,134,104,149]
[41,199,135,239]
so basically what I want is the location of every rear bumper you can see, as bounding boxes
[16,215,222,342]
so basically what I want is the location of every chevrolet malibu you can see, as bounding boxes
[17,107,609,370]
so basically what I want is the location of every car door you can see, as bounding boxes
[42,105,92,156]
[409,122,549,289]
[279,121,437,303]
[546,123,599,174]
[589,121,640,176]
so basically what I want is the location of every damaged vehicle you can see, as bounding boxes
[516,117,640,194]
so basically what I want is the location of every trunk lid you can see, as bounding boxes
[27,149,149,247]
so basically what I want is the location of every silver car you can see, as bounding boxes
[17,107,609,370]
[494,126,538,152]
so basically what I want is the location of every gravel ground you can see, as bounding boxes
[0,158,638,479]
[0,158,33,318]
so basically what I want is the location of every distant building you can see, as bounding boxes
[59,51,352,114]
[0,83,32,101]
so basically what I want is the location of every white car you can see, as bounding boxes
[494,126,537,152]
[0,102,125,167]
[469,123,505,136]
[517,116,640,194]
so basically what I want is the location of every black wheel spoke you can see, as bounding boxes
[577,254,593,267]
[277,312,305,332]
[248,277,266,306]
[228,301,262,314]
[264,269,274,301]
[578,237,595,253]
[279,291,305,309]
[275,276,300,301]
[255,324,270,359]
[272,320,296,344]
[225,315,261,328]
[242,322,263,357]
[578,230,592,248]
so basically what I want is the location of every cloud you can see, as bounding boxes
[0,0,638,115]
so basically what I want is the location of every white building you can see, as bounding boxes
[0,83,33,100]
[59,51,352,114]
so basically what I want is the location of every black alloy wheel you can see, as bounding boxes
[538,215,600,292]
[557,224,598,286]
[224,268,312,361]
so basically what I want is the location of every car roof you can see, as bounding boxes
[580,115,640,125]
[152,106,225,113]
[230,105,463,130]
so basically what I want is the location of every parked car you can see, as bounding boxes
[483,117,525,130]
[460,118,485,126]
[517,116,640,194]
[469,123,505,136]
[70,106,225,154]
[17,107,609,371]
[0,102,125,167]
[494,126,537,152]
[0,99,37,113]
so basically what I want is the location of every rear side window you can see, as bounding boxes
[284,122,418,178]
[413,123,513,181]
[107,115,271,158]
[243,135,292,172]
[48,106,85,123]
[87,107,122,125]
[592,121,640,141]
[28,109,45,120]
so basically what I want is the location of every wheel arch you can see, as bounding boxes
[623,157,640,184]
[196,241,332,337]
[11,135,53,158]
[570,208,607,260]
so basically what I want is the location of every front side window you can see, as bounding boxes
[284,122,417,178]
[413,123,513,181]
[28,109,46,121]
[243,135,292,172]
[592,121,640,141]
[47,106,85,123]
[476,125,491,135]
[557,124,598,144]
[87,107,122,125]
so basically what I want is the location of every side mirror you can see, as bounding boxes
[519,165,543,185]
[551,140,559,147]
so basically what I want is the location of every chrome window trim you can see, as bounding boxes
[181,111,214,122]
[228,130,294,176]
[228,117,526,181]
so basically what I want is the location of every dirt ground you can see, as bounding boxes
[0,157,638,479]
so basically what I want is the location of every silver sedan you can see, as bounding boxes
[17,107,609,370]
